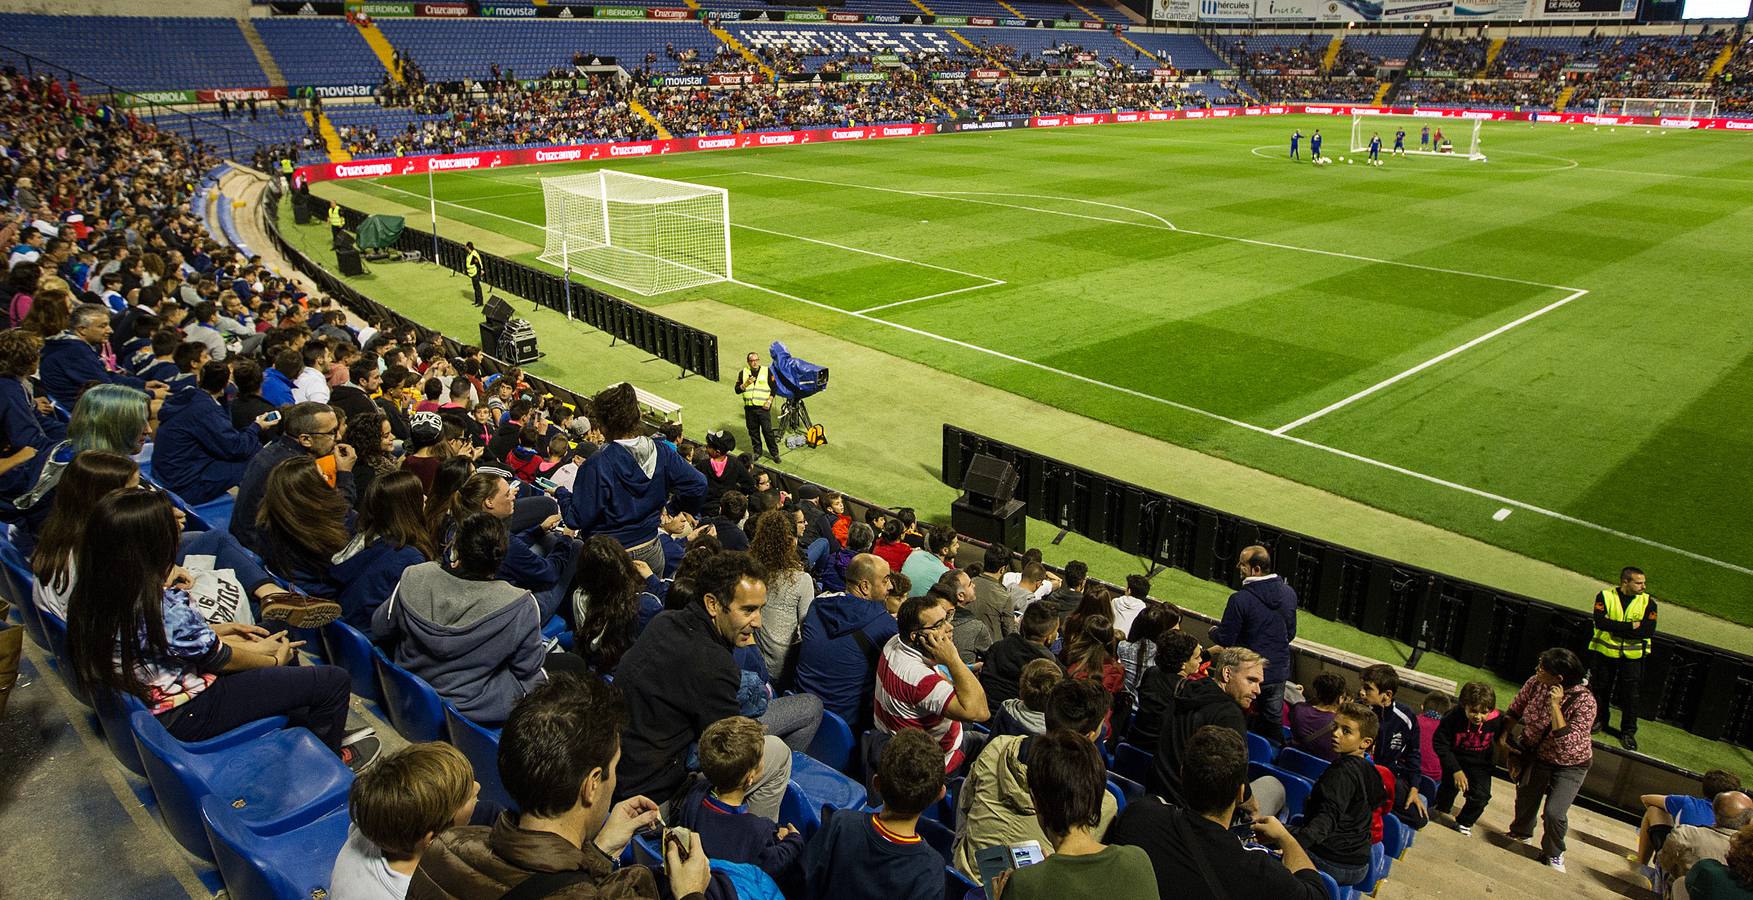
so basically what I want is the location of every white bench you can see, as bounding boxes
[624,385,682,424]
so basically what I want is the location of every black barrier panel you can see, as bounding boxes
[332,204,719,381]
[939,424,1753,751]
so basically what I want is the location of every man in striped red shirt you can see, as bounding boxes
[874,595,992,772]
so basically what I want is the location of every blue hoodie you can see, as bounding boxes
[325,536,428,630]
[564,436,706,548]
[372,561,546,727]
[39,332,146,407]
[152,390,261,505]
[0,377,64,499]
[260,367,296,408]
[793,591,899,728]
[1211,574,1299,684]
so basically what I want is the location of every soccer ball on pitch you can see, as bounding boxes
[1346,158,1353,165]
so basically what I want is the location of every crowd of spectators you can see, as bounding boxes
[1399,77,1560,110]
[1413,36,1489,75]
[1229,36,1329,74]
[1247,76,1380,104]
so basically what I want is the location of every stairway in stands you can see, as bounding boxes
[238,18,286,87]
[1480,36,1506,76]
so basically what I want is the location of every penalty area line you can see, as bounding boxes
[1272,287,1590,435]
[853,279,1006,315]
[721,276,1751,579]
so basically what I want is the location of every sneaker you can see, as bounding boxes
[1508,832,1533,845]
[1548,855,1566,874]
[342,726,376,747]
[259,592,342,629]
[1455,824,1472,837]
[340,735,381,773]
[1622,734,1639,752]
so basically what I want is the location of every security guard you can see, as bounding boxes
[734,350,780,462]
[1586,566,1656,751]
[465,241,484,307]
[327,201,344,239]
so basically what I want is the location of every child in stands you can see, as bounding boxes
[1432,682,1507,837]
[803,728,946,900]
[329,742,480,900]
[1358,664,1428,829]
[1290,702,1387,886]
[1289,672,1347,762]
[671,716,805,881]
[1418,690,1450,786]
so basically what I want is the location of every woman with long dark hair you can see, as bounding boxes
[445,471,577,621]
[65,489,373,768]
[747,507,814,677]
[256,456,353,588]
[422,455,476,551]
[326,470,434,630]
[565,535,663,672]
[345,409,398,501]
[1064,614,1124,703]
[1063,582,1118,652]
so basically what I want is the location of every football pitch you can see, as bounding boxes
[333,114,1753,626]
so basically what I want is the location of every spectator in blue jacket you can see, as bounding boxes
[152,361,272,505]
[231,401,356,554]
[260,348,300,408]
[39,304,167,408]
[373,512,587,726]
[564,382,705,576]
[1210,544,1298,742]
[0,329,65,502]
[794,553,896,730]
[325,470,434,630]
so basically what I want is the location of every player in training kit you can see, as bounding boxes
[1290,129,1302,160]
[1311,129,1323,161]
[1369,133,1382,163]
[1393,128,1406,156]
[1434,127,1446,151]
[1420,125,1431,150]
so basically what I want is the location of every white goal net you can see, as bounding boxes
[1351,114,1484,161]
[1597,97,1717,119]
[537,170,731,296]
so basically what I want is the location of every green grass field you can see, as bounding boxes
[332,113,1753,626]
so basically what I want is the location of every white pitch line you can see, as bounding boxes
[731,171,1580,293]
[722,277,1751,578]
[921,190,1177,230]
[854,279,1007,314]
[1272,287,1591,435]
[354,174,1753,576]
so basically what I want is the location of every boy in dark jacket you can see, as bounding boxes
[671,716,804,881]
[978,601,1059,707]
[802,728,945,900]
[152,361,269,504]
[1358,664,1428,829]
[1432,681,1507,836]
[1291,702,1387,886]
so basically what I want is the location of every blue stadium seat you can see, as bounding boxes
[319,621,386,709]
[2,546,48,652]
[1317,870,1344,900]
[791,751,870,812]
[1246,731,1275,765]
[93,689,149,776]
[805,707,856,776]
[372,646,447,742]
[1112,742,1154,786]
[189,494,235,532]
[1107,772,1146,805]
[1250,762,1314,820]
[445,704,517,813]
[1105,778,1128,811]
[38,608,91,707]
[779,781,824,838]
[1353,841,1388,893]
[200,794,350,900]
[1276,746,1331,783]
[128,709,348,863]
[1381,814,1411,860]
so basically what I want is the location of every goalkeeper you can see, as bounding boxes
[1369,132,1381,164]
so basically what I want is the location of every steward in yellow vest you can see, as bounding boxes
[1585,566,1656,751]
[735,352,779,462]
[465,241,484,307]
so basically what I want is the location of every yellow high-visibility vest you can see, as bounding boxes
[740,365,771,407]
[327,205,343,228]
[466,249,482,278]
[1588,589,1652,659]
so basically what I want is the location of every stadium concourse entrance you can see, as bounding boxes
[1350,113,1485,161]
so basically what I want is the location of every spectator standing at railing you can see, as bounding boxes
[1209,544,1297,744]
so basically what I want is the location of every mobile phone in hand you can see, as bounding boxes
[534,476,559,493]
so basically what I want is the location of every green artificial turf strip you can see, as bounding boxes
[329,115,1753,627]
[278,194,1753,777]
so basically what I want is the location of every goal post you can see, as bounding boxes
[538,170,732,296]
[1351,113,1484,161]
[1596,97,1717,119]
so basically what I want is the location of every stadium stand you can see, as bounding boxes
[0,14,266,91]
[374,18,729,80]
[252,18,387,87]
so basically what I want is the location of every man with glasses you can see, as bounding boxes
[734,350,780,463]
[873,594,992,773]
[40,303,170,407]
[230,401,357,553]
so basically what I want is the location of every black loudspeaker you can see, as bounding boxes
[478,321,502,357]
[960,453,1018,513]
[952,496,1026,550]
[483,295,514,326]
[292,193,312,225]
[335,248,363,276]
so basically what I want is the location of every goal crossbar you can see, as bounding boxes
[1351,113,1484,161]
[1597,96,1717,120]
